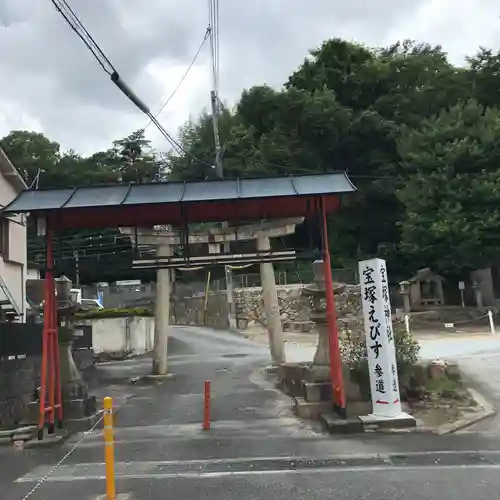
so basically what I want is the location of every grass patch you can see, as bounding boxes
[76,307,153,319]
[425,376,462,399]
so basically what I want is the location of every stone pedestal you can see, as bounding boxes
[59,326,96,423]
[473,282,484,310]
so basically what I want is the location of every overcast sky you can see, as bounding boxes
[0,0,498,156]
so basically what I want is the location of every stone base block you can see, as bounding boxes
[303,382,332,403]
[359,412,416,431]
[320,412,363,434]
[63,396,97,420]
[64,411,103,432]
[277,363,309,397]
[293,397,333,420]
[25,401,41,424]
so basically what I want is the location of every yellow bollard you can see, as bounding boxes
[103,397,116,500]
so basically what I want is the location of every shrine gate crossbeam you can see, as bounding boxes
[3,172,355,229]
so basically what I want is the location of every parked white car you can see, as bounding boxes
[81,298,104,310]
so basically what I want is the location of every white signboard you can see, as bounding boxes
[358,258,402,418]
[458,281,465,291]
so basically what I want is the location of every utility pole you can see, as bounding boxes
[74,250,80,289]
[210,89,237,330]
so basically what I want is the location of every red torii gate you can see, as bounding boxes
[3,172,356,439]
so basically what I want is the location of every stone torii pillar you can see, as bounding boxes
[152,244,171,375]
[121,218,303,373]
[257,235,284,365]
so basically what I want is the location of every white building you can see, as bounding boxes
[0,148,27,322]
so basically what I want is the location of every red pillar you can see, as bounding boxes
[53,272,63,428]
[38,227,63,440]
[319,196,346,417]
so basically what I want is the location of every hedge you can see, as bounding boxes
[76,307,154,319]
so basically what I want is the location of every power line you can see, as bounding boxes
[51,0,115,75]
[144,28,211,130]
[240,157,399,180]
[50,0,214,168]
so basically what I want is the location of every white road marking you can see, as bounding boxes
[16,464,500,483]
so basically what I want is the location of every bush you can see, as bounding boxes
[341,322,420,395]
[76,307,153,319]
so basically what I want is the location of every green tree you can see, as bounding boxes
[288,39,471,125]
[112,129,163,183]
[1,130,60,187]
[0,131,121,188]
[468,47,500,109]
[398,100,500,274]
[168,108,242,181]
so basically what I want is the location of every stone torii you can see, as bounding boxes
[121,217,304,375]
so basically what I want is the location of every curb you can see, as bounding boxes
[23,431,71,449]
[262,363,496,436]
[434,388,496,435]
[130,373,175,385]
[370,387,496,435]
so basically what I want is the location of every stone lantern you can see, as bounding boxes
[276,260,368,422]
[55,276,96,424]
[303,260,331,366]
[472,280,484,310]
[290,260,345,418]
[399,280,411,313]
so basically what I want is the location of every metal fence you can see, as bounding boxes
[221,268,359,290]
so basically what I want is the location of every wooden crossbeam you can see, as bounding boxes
[132,250,310,269]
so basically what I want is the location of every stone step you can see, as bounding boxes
[303,381,332,403]
[293,397,333,420]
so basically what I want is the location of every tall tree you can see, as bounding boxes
[398,100,500,274]
[1,130,60,187]
[112,129,164,183]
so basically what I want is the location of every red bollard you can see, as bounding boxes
[203,380,211,431]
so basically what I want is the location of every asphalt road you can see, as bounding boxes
[5,326,500,500]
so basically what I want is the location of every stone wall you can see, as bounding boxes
[234,285,309,328]
[171,283,364,334]
[0,357,39,429]
[172,292,228,329]
[0,349,92,430]
[235,284,364,334]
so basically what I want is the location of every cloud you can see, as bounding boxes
[0,0,498,156]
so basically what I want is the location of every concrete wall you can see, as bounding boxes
[81,316,155,357]
[26,267,40,280]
